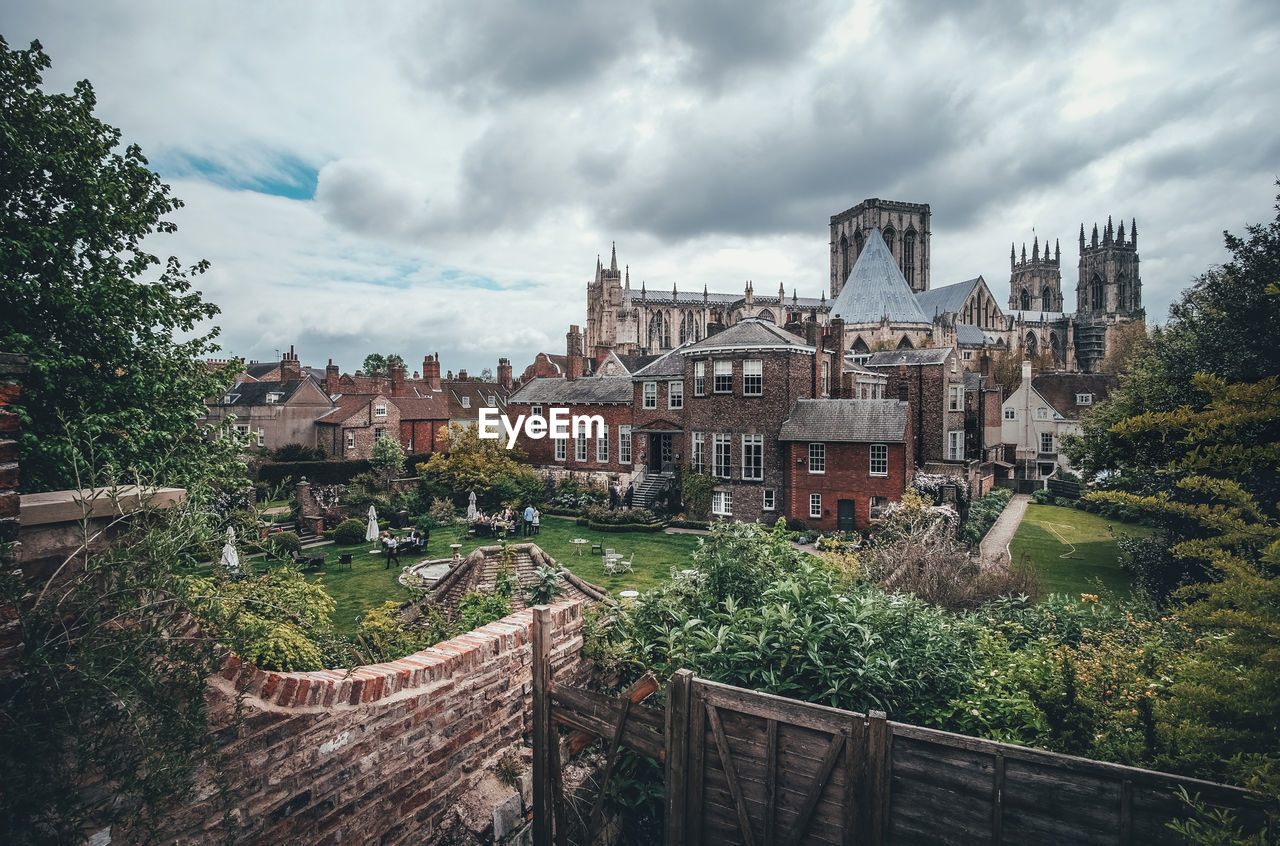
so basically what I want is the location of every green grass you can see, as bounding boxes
[297,516,704,636]
[1009,504,1152,599]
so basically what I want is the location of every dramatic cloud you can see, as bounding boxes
[5,0,1277,374]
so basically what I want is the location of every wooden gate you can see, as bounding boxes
[530,608,1266,846]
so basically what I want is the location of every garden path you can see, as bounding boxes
[979,493,1032,570]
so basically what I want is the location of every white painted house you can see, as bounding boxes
[1001,361,1117,479]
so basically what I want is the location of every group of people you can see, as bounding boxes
[471,505,541,537]
[380,527,428,568]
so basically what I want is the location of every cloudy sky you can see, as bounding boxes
[7,0,1278,376]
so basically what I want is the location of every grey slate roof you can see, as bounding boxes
[632,346,689,378]
[678,318,813,355]
[778,399,908,442]
[829,228,929,325]
[915,277,982,319]
[865,347,955,367]
[217,377,313,407]
[955,323,998,345]
[509,376,633,405]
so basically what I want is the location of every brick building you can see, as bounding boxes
[505,375,636,483]
[778,399,911,531]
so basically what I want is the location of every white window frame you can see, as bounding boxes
[1036,407,1050,420]
[821,361,830,397]
[668,380,684,409]
[461,396,471,408]
[691,432,704,474]
[762,489,776,511]
[256,428,265,447]
[643,382,657,409]
[741,434,764,480]
[1041,432,1055,454]
[265,392,282,405]
[346,431,355,450]
[947,430,963,461]
[694,360,706,396]
[948,385,963,412]
[743,359,762,396]
[575,433,588,462]
[531,404,542,419]
[810,493,822,519]
[597,424,609,463]
[713,360,732,394]
[712,490,733,516]
[619,425,632,464]
[808,442,825,474]
[1076,393,1093,405]
[1004,407,1016,420]
[374,427,386,441]
[375,403,387,417]
[555,437,567,461]
[870,443,888,476]
[713,433,732,478]
[234,423,250,438]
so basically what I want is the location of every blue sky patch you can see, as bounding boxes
[156,150,319,200]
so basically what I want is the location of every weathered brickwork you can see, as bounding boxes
[783,440,910,531]
[158,601,585,844]
[867,350,966,466]
[507,400,636,478]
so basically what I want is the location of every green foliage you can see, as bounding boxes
[1031,488,1052,505]
[527,565,563,605]
[355,600,455,664]
[267,530,301,560]
[271,442,327,462]
[679,466,715,518]
[959,487,1013,546]
[419,423,540,510]
[184,567,337,672]
[370,435,406,487]
[258,458,372,486]
[333,518,369,545]
[457,590,512,632]
[360,353,403,377]
[0,37,242,494]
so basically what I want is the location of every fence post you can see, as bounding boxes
[865,710,890,846]
[664,669,693,846]
[532,606,553,846]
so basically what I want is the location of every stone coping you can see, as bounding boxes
[219,599,583,710]
[19,486,187,526]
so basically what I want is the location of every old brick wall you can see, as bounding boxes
[0,353,28,676]
[507,400,635,477]
[159,600,586,845]
[783,440,910,531]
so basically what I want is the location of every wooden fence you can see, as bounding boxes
[529,608,1267,845]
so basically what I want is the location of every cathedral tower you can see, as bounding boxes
[830,199,931,297]
[1008,235,1063,313]
[1074,216,1144,372]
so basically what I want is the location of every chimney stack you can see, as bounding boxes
[422,353,441,391]
[389,359,407,396]
[325,358,339,395]
[830,317,845,399]
[279,345,302,382]
[566,325,584,381]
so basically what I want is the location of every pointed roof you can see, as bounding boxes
[829,228,928,324]
[677,318,814,356]
[914,277,983,318]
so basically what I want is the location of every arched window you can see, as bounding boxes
[840,233,850,283]
[648,312,669,350]
[852,336,870,354]
[853,228,865,258]
[756,309,775,323]
[897,335,914,350]
[903,228,917,288]
[882,227,895,261]
[1020,288,1030,310]
[1025,332,1038,358]
[1091,274,1104,313]
[1049,331,1061,366]
[679,312,700,345]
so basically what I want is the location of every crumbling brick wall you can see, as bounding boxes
[157,600,585,845]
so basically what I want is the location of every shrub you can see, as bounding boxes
[259,458,371,486]
[584,505,660,526]
[271,442,326,462]
[267,531,301,560]
[959,488,1013,546]
[333,518,368,545]
[1031,488,1052,505]
[457,591,512,632]
[786,517,806,531]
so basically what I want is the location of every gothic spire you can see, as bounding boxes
[1021,243,1027,263]
[1117,219,1126,245]
[1010,243,1016,269]
[1054,239,1060,263]
[624,265,630,289]
[1091,223,1099,247]
[1104,216,1114,245]
[1079,224,1086,249]
[1032,236,1039,262]
[1131,217,1137,247]
[610,242,617,272]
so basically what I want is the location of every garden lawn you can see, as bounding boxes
[307,515,704,637]
[1008,504,1151,598]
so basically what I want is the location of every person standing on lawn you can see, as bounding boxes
[524,504,535,537]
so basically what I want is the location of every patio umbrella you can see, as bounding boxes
[467,491,477,522]
[219,527,239,574]
[365,505,379,542]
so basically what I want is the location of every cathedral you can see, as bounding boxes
[584,199,1145,373]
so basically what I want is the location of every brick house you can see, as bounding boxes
[505,375,636,484]
[778,399,912,531]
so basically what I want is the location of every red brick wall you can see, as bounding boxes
[157,601,586,844]
[507,401,635,477]
[401,419,447,458]
[0,354,27,676]
[783,441,909,531]
[871,355,966,466]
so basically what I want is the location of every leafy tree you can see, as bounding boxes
[1098,319,1149,374]
[0,37,240,492]
[370,434,406,489]
[360,353,404,377]
[417,422,538,509]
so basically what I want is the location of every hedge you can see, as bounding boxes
[667,519,710,530]
[586,520,666,534]
[259,459,371,486]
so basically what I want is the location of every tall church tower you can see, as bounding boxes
[830,199,931,297]
[586,243,636,358]
[1074,216,1144,371]
[1008,235,1064,313]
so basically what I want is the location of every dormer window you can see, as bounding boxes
[374,403,387,417]
[486,395,496,407]
[461,396,470,408]
[1076,393,1093,405]
[265,392,283,404]
[222,393,240,404]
